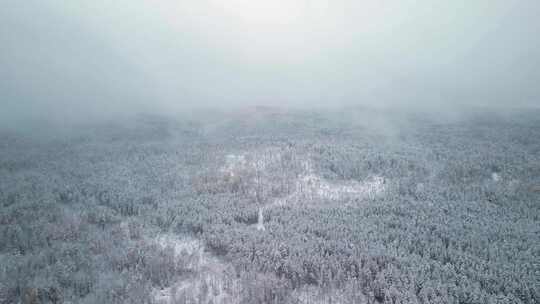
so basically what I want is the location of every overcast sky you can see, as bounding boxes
[1,0,539,124]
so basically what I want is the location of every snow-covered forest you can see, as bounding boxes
[0,107,539,304]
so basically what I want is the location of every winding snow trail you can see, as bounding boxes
[221,151,386,232]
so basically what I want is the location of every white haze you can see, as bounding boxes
[1,0,539,126]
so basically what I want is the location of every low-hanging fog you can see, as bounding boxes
[1,0,539,127]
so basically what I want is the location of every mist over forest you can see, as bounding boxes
[1,1,539,304]
[2,0,540,126]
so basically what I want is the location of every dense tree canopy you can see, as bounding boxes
[1,109,539,303]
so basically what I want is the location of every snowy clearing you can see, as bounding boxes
[151,235,240,304]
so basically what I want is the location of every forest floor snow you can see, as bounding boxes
[151,234,240,304]
[222,151,386,209]
[221,151,386,235]
[273,173,386,207]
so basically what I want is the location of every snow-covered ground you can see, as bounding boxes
[290,283,368,304]
[221,150,386,233]
[298,158,385,202]
[284,173,386,203]
[221,150,386,208]
[151,235,240,304]
[220,154,248,178]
